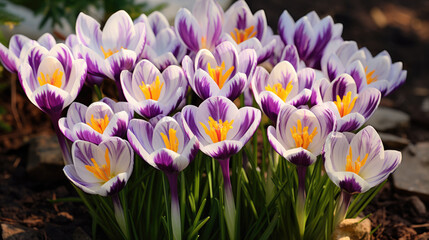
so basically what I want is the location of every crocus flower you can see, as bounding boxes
[0,33,56,73]
[135,11,187,71]
[267,103,335,236]
[120,59,188,119]
[59,97,133,144]
[321,41,407,96]
[278,10,343,69]
[251,61,314,123]
[182,41,256,101]
[324,126,401,224]
[181,96,261,239]
[127,113,198,240]
[174,0,223,52]
[64,137,134,236]
[75,10,146,98]
[18,43,87,164]
[317,74,381,132]
[220,0,276,63]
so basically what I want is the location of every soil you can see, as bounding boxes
[1,0,429,239]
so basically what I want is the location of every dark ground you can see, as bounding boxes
[1,0,429,239]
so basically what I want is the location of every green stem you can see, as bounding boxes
[93,84,103,100]
[112,194,128,239]
[296,166,307,239]
[167,173,181,240]
[219,158,236,240]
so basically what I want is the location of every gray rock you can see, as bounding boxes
[379,133,410,150]
[366,107,410,131]
[394,143,429,197]
[409,196,427,216]
[73,227,92,240]
[332,217,371,240]
[1,223,39,240]
[26,134,66,182]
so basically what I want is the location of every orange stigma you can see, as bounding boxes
[85,148,112,182]
[334,91,358,117]
[160,128,179,152]
[290,119,318,149]
[200,117,234,143]
[230,26,257,44]
[345,146,368,175]
[207,62,234,89]
[37,68,63,88]
[139,76,164,101]
[87,114,110,134]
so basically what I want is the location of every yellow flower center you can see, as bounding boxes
[200,117,234,143]
[334,91,358,117]
[230,26,257,44]
[100,46,124,59]
[139,76,164,101]
[207,62,234,89]
[345,146,368,175]
[87,114,110,134]
[160,128,179,152]
[37,68,63,88]
[364,66,378,84]
[290,119,318,149]
[85,148,112,182]
[265,82,294,102]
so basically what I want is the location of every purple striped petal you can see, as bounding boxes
[279,45,299,71]
[354,87,381,119]
[218,72,247,100]
[202,140,241,160]
[76,12,102,50]
[278,10,295,46]
[104,49,137,80]
[192,69,219,99]
[33,86,67,115]
[284,148,317,166]
[175,8,201,52]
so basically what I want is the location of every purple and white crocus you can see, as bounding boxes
[18,43,87,164]
[221,0,276,64]
[59,97,133,145]
[75,10,146,99]
[267,103,336,236]
[324,126,401,225]
[135,11,187,71]
[181,96,261,239]
[278,10,343,69]
[321,41,407,96]
[251,61,314,123]
[121,59,188,119]
[0,33,56,73]
[64,137,134,236]
[316,74,381,132]
[127,113,198,240]
[182,41,257,101]
[174,0,223,52]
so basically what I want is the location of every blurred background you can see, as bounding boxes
[0,0,428,239]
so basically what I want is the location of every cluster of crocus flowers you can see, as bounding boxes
[321,41,407,96]
[0,0,408,238]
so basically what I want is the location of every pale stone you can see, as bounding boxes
[332,217,371,240]
[1,223,39,240]
[26,134,65,182]
[379,133,410,150]
[366,107,410,131]
[394,143,429,196]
